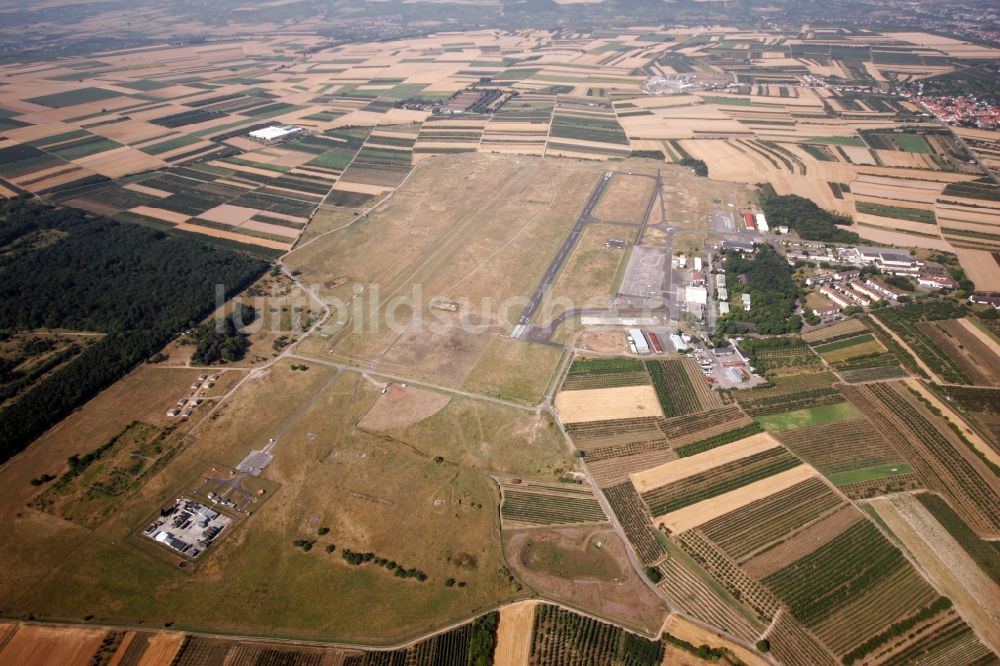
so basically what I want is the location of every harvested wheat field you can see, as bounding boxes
[494,601,538,666]
[0,624,105,666]
[954,249,1000,290]
[631,432,782,492]
[555,385,664,423]
[658,465,818,533]
[357,383,452,431]
[662,615,769,666]
[136,631,185,666]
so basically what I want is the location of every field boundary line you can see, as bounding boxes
[868,314,944,384]
[289,156,422,254]
[288,352,543,411]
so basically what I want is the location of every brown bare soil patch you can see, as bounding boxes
[171,223,290,251]
[239,219,301,239]
[357,384,452,431]
[199,204,259,226]
[123,183,170,198]
[580,330,626,353]
[129,206,189,224]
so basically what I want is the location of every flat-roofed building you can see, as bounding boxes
[248,125,304,143]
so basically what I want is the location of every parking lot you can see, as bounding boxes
[709,208,735,233]
[619,246,667,300]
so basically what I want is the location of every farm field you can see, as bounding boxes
[555,320,1000,664]
[811,324,910,383]
[555,385,663,423]
[754,402,862,432]
[498,477,606,528]
[494,601,537,666]
[932,384,1000,451]
[841,381,1000,537]
[0,612,532,665]
[775,418,914,495]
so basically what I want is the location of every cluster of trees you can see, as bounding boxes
[340,548,428,581]
[715,245,802,335]
[679,157,708,176]
[0,198,267,464]
[883,274,915,291]
[664,633,725,661]
[292,539,315,552]
[467,612,499,666]
[0,342,82,402]
[190,304,257,365]
[760,191,860,243]
[629,150,666,160]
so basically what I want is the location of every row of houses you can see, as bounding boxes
[971,293,1000,309]
[819,283,871,309]
[816,276,915,315]
[805,269,860,286]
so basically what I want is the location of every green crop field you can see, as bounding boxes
[755,402,862,432]
[25,87,121,108]
[804,136,866,147]
[828,463,914,486]
[856,202,936,224]
[813,333,876,353]
[892,134,932,153]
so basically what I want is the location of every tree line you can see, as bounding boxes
[759,191,860,244]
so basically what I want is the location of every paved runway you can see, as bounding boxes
[512,171,612,338]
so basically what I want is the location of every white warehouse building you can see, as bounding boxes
[248,125,304,143]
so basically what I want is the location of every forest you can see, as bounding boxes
[760,191,861,244]
[0,198,267,463]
